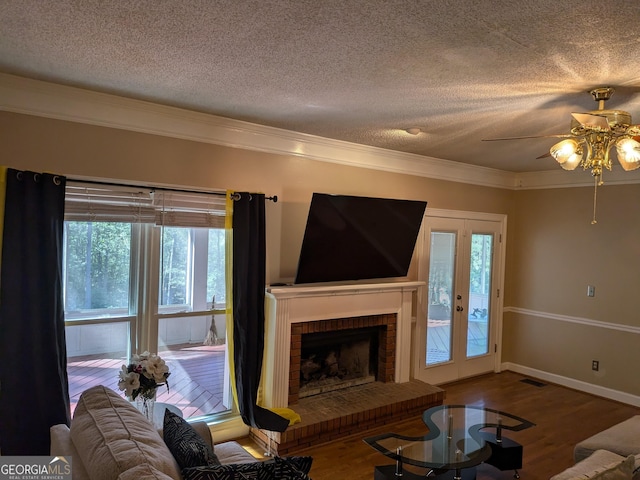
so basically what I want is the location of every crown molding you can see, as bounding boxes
[2,73,639,190]
[515,167,640,189]
[0,73,516,189]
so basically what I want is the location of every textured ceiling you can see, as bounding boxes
[2,0,640,172]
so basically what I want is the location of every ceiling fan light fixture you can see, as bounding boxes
[616,137,640,171]
[550,139,582,170]
[485,87,640,224]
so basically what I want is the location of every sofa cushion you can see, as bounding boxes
[117,464,176,480]
[70,385,181,480]
[188,421,216,452]
[50,424,91,480]
[163,409,220,469]
[589,455,634,480]
[551,450,634,480]
[575,416,640,462]
[213,441,258,464]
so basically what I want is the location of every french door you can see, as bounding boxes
[414,210,506,385]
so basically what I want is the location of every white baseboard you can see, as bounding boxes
[502,362,640,408]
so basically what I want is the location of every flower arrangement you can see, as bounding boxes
[118,351,171,400]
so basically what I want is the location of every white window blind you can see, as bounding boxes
[65,182,227,228]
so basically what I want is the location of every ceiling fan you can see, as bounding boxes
[484,87,640,223]
[484,87,640,175]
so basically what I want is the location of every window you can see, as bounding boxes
[63,183,231,419]
[64,221,131,315]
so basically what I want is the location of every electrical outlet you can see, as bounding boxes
[592,360,599,371]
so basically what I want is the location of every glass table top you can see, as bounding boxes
[363,404,534,470]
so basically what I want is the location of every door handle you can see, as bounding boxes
[456,305,464,312]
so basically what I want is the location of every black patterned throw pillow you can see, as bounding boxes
[181,462,273,480]
[275,456,313,476]
[163,409,221,469]
[181,456,313,480]
[272,456,312,480]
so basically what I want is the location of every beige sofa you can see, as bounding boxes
[551,416,640,480]
[50,385,256,480]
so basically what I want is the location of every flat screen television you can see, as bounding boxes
[294,193,427,284]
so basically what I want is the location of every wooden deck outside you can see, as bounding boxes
[427,319,489,363]
[67,344,228,419]
[67,321,488,419]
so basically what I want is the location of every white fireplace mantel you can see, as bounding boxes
[262,281,425,408]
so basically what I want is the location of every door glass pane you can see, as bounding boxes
[158,314,228,418]
[63,221,133,416]
[426,232,455,365]
[466,233,493,357]
[158,226,231,419]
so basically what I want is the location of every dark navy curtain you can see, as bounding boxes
[231,192,288,432]
[0,168,70,455]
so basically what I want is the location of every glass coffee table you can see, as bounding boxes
[364,404,535,479]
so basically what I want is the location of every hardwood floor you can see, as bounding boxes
[239,371,639,480]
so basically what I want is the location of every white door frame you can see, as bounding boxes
[412,208,507,385]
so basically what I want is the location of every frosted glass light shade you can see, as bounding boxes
[616,137,640,171]
[550,139,582,170]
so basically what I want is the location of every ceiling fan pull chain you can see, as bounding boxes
[591,176,598,225]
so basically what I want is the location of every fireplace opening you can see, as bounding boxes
[299,326,379,398]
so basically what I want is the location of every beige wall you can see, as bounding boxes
[506,185,640,322]
[3,109,639,400]
[1,111,511,282]
[504,184,640,396]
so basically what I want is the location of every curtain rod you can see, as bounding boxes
[67,178,278,202]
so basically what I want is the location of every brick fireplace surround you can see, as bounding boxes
[251,281,444,455]
[289,313,396,405]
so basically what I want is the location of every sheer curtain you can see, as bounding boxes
[0,168,70,455]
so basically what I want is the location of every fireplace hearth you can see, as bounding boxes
[257,281,431,454]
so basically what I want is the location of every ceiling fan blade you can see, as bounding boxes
[571,112,610,130]
[536,151,552,159]
[482,133,573,141]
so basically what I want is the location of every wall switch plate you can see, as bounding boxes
[592,360,599,371]
[587,285,595,297]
